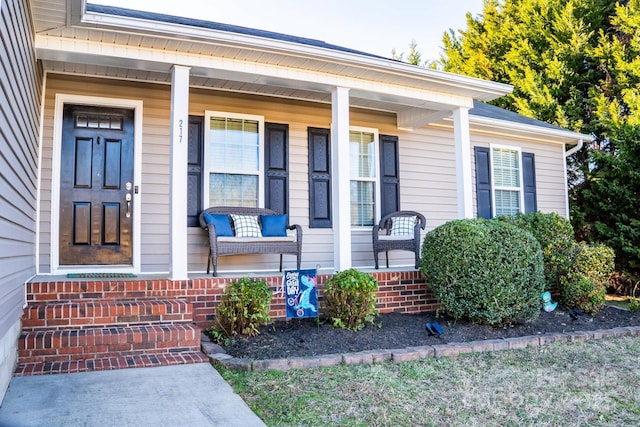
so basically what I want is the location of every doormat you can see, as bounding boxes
[67,273,137,279]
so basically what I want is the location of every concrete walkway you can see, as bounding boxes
[0,363,266,427]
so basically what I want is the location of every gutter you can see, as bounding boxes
[564,139,584,157]
[469,115,592,143]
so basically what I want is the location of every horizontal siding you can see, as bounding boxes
[1,0,42,400]
[41,75,173,273]
[41,76,569,275]
[471,132,567,217]
[188,89,336,273]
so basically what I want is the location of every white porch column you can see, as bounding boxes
[331,87,352,271]
[169,65,190,280]
[453,107,474,219]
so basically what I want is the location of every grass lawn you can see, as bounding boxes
[217,336,640,426]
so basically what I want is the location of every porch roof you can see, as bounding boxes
[29,1,590,143]
[31,0,513,126]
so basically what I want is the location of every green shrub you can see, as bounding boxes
[629,298,640,313]
[208,277,272,343]
[499,212,575,289]
[420,218,544,326]
[323,268,378,331]
[559,243,615,314]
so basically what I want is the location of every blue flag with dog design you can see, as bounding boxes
[283,269,318,318]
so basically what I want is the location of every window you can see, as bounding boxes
[491,146,524,216]
[349,129,379,227]
[204,112,264,208]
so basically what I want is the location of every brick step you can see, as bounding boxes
[26,279,203,301]
[14,351,209,376]
[18,324,201,365]
[22,299,192,330]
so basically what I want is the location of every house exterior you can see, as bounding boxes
[0,0,592,400]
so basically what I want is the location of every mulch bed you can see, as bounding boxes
[219,306,640,360]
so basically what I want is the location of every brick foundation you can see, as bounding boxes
[27,270,438,328]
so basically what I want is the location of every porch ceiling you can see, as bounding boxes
[40,59,441,116]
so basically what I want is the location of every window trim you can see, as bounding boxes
[489,144,525,216]
[349,126,380,229]
[203,110,265,208]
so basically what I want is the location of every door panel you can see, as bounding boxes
[59,105,134,265]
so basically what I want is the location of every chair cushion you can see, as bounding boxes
[390,216,416,238]
[202,212,234,237]
[218,236,296,243]
[260,214,288,237]
[379,235,414,241]
[230,214,262,238]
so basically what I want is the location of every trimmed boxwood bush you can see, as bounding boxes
[559,242,615,314]
[420,218,544,326]
[323,268,378,331]
[208,277,272,342]
[499,212,575,289]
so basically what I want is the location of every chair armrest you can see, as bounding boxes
[287,224,302,242]
[206,223,219,239]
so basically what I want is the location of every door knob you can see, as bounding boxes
[125,193,132,218]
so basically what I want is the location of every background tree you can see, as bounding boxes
[437,0,640,279]
[392,40,423,65]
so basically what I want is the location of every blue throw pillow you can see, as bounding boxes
[202,213,233,237]
[260,214,288,237]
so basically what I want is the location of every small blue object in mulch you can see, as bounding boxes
[66,273,137,278]
[425,322,444,336]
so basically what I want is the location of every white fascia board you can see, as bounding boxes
[77,7,512,100]
[35,35,476,109]
[468,115,594,144]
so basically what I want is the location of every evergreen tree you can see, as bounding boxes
[392,40,424,65]
[439,0,640,277]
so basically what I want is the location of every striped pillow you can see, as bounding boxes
[230,214,262,238]
[390,216,416,237]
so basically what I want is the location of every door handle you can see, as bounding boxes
[125,193,132,218]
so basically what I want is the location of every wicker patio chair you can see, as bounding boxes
[372,211,426,269]
[199,206,302,276]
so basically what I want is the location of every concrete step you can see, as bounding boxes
[22,299,192,330]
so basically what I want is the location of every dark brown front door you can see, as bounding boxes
[59,105,135,265]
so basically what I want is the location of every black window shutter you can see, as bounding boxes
[308,127,332,228]
[379,134,400,217]
[474,146,493,219]
[187,116,203,227]
[265,123,289,215]
[522,152,537,213]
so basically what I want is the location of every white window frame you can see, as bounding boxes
[490,144,525,217]
[203,111,265,208]
[349,126,380,228]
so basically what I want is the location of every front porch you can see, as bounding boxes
[17,269,437,376]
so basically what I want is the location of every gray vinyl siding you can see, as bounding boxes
[40,76,570,275]
[0,0,42,400]
[471,132,568,217]
[40,76,171,273]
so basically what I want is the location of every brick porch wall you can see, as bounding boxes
[192,270,438,326]
[27,271,439,329]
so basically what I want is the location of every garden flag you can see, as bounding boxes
[283,269,318,318]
